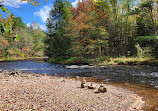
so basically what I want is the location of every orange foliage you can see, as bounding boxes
[20,0,47,6]
[66,0,109,55]
[23,47,32,52]
[70,0,109,26]
[1,38,10,46]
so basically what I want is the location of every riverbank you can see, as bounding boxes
[48,57,158,66]
[75,77,158,111]
[0,57,48,62]
[111,83,158,111]
[100,57,158,66]
[0,71,144,110]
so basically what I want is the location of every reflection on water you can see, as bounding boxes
[0,60,157,88]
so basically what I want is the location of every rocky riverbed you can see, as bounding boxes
[0,71,144,110]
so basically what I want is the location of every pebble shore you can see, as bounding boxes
[0,71,144,110]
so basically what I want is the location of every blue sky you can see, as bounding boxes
[0,0,78,30]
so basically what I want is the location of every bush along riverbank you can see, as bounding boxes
[100,57,158,66]
[48,56,110,65]
[48,56,158,66]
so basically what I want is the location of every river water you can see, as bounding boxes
[0,60,157,89]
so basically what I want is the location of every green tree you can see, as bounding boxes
[136,0,156,36]
[12,16,27,29]
[45,0,72,58]
[28,22,45,56]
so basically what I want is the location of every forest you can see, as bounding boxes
[0,0,158,65]
[45,0,158,65]
[0,11,46,60]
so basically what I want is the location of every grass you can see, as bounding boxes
[49,57,88,65]
[85,56,110,65]
[48,56,110,65]
[134,36,158,41]
[111,57,150,63]
[64,57,79,63]
[100,57,158,66]
[43,56,158,66]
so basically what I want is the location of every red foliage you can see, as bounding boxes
[70,0,109,27]
[23,47,32,52]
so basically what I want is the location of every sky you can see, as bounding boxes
[0,0,79,31]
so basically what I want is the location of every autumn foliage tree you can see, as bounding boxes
[64,0,109,58]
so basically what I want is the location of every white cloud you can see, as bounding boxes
[72,0,78,8]
[26,23,30,27]
[38,24,46,31]
[72,0,83,8]
[34,4,52,23]
[0,0,27,8]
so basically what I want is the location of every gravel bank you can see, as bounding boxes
[0,71,144,110]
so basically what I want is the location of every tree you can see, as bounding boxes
[64,0,109,58]
[136,0,156,36]
[45,0,72,58]
[29,22,45,56]
[12,16,27,29]
[45,0,157,60]
[0,0,46,58]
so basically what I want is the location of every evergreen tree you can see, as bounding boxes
[45,0,72,58]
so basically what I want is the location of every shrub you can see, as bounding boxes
[135,43,153,58]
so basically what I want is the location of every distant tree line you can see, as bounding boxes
[0,12,46,58]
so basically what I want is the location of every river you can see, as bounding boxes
[0,60,157,89]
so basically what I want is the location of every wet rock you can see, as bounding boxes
[98,82,107,93]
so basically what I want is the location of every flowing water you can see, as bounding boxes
[0,60,157,89]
